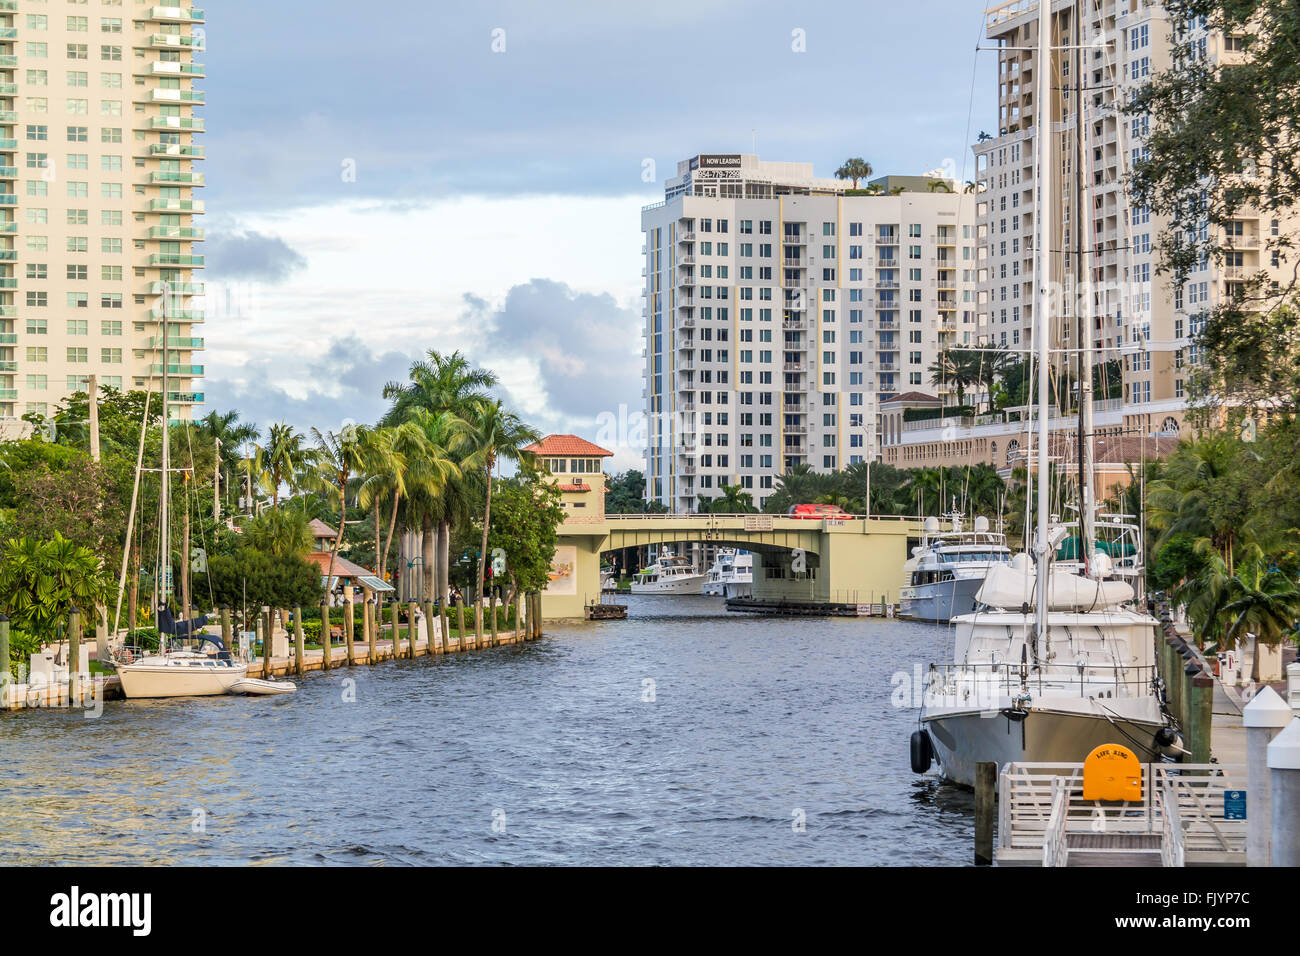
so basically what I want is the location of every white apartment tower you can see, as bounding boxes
[641,154,975,512]
[975,0,1275,436]
[0,1,206,432]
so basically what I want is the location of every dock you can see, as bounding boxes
[994,760,1246,867]
[725,597,897,617]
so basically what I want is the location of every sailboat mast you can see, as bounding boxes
[1075,3,1097,575]
[1033,0,1054,652]
[160,280,172,610]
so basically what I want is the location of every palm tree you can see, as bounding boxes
[196,409,258,513]
[1147,435,1243,569]
[711,484,756,514]
[383,349,497,603]
[834,157,873,190]
[467,399,539,601]
[253,422,308,507]
[1222,552,1300,682]
[303,426,367,595]
[926,179,954,193]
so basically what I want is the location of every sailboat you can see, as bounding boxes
[910,0,1174,786]
[111,281,249,698]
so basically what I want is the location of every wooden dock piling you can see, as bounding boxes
[456,597,466,651]
[294,605,305,677]
[341,597,353,665]
[407,602,417,658]
[220,606,232,653]
[321,599,333,668]
[489,594,498,647]
[255,616,265,677]
[0,615,9,706]
[473,601,483,650]
[974,761,996,866]
[366,597,377,662]
[68,606,82,705]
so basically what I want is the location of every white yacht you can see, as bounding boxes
[630,550,706,595]
[899,514,1011,622]
[702,549,753,598]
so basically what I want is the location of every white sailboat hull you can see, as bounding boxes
[921,698,1166,788]
[117,658,248,698]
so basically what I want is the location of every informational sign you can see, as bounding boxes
[1224,790,1247,820]
[743,514,774,531]
[692,153,742,180]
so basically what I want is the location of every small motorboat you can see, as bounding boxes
[229,677,297,696]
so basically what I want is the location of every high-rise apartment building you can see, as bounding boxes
[0,1,205,434]
[974,0,1278,437]
[641,154,975,512]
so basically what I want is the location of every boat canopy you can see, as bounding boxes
[1055,536,1138,560]
[156,604,211,638]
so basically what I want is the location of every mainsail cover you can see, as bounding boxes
[975,564,1134,612]
[156,604,217,643]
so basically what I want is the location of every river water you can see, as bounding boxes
[0,596,975,865]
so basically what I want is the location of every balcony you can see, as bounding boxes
[148,143,205,159]
[0,166,15,178]
[150,364,204,376]
[147,226,204,240]
[0,111,15,124]
[146,61,205,78]
[148,308,204,321]
[0,389,16,401]
[0,138,17,150]
[782,233,805,245]
[0,334,15,345]
[148,33,205,50]
[147,7,206,23]
[149,88,205,105]
[167,391,204,404]
[0,249,14,261]
[149,281,203,294]
[0,278,15,288]
[0,57,15,70]
[0,305,14,316]
[146,336,203,349]
[0,84,15,95]
[148,198,204,213]
[149,171,204,186]
[147,116,204,132]
[148,254,204,267]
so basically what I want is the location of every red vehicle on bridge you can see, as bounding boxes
[787,503,850,519]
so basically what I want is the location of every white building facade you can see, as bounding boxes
[641,154,975,512]
[1,2,206,432]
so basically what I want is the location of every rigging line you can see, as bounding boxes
[111,388,152,641]
[184,421,217,608]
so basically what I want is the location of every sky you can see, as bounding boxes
[197,0,999,471]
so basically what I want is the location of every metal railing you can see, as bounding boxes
[924,662,1159,702]
[999,761,1246,863]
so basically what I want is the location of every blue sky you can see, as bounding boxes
[198,0,998,467]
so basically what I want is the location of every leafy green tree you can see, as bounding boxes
[301,426,368,594]
[1129,0,1300,410]
[207,547,323,626]
[241,505,313,559]
[0,534,112,643]
[485,462,565,606]
[1222,551,1300,680]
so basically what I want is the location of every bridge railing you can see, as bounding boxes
[603,512,923,522]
